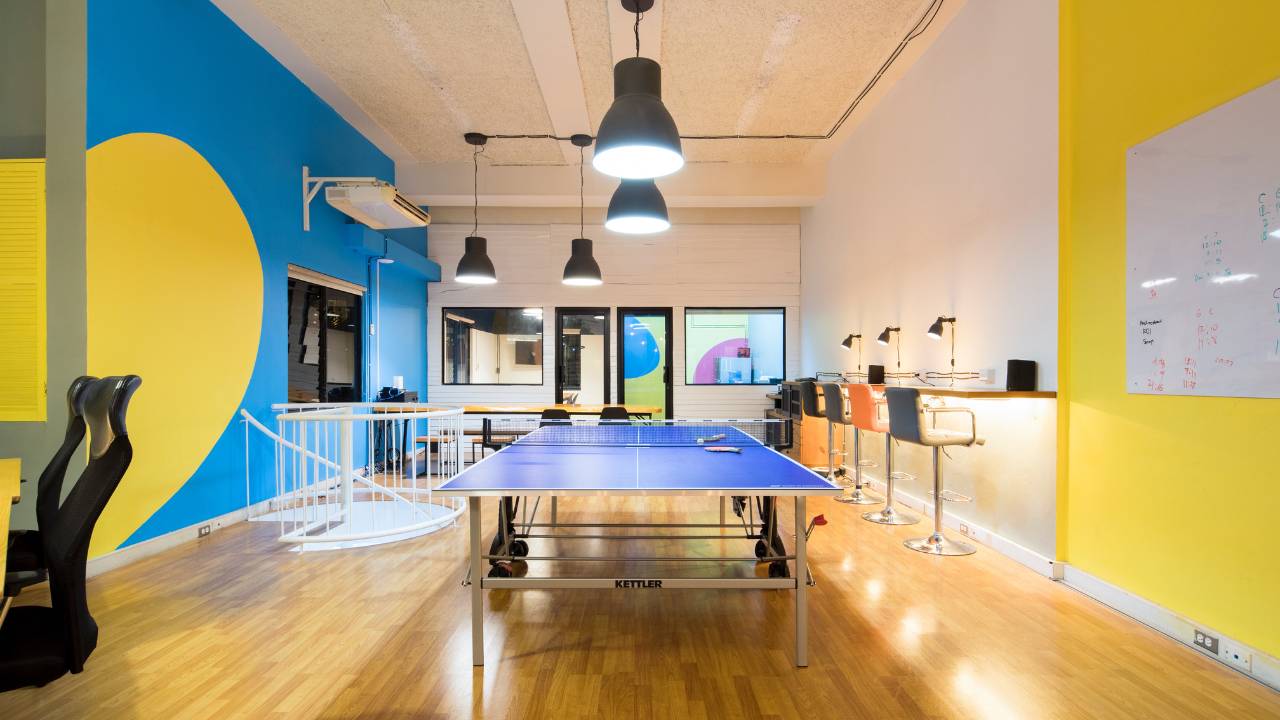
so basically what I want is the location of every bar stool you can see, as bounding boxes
[885,387,983,556]
[819,383,875,504]
[845,383,918,523]
[801,381,844,483]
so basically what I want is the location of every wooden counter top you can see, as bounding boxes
[376,403,663,416]
[461,404,662,416]
[906,386,1056,399]
[2,458,20,584]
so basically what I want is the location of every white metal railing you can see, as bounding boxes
[241,403,464,551]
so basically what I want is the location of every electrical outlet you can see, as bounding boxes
[977,368,996,384]
[1193,630,1219,654]
[198,524,212,538]
[1219,640,1253,673]
[959,523,971,536]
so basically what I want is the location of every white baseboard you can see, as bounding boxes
[846,467,1059,578]
[86,504,257,578]
[1061,565,1280,692]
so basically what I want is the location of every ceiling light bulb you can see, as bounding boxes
[455,235,497,284]
[605,179,669,234]
[593,57,683,180]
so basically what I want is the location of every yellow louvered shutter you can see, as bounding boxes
[0,159,47,421]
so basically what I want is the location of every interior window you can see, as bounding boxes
[443,308,544,385]
[684,308,785,385]
[288,277,362,402]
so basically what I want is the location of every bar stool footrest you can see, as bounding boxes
[928,489,972,503]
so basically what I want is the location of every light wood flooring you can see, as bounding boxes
[2,495,1278,719]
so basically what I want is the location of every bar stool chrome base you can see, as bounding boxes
[905,533,975,556]
[835,487,880,505]
[862,505,919,525]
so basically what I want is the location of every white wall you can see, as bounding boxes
[799,0,1059,557]
[428,223,800,419]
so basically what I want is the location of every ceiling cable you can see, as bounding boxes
[472,144,481,235]
[473,0,943,145]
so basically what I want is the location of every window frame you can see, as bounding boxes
[682,306,786,387]
[441,307,546,386]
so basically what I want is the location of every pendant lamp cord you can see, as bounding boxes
[634,10,641,57]
[579,145,585,237]
[472,144,482,236]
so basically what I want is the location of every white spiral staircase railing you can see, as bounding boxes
[240,403,465,551]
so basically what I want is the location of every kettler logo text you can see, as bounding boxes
[615,579,662,589]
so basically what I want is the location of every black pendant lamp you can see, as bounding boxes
[605,178,669,234]
[456,133,497,285]
[591,0,683,180]
[563,136,603,286]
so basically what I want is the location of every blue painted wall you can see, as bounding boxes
[87,0,432,546]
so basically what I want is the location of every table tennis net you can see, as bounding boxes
[493,419,790,448]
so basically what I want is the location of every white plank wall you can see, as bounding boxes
[427,223,800,419]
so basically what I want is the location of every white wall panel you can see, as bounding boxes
[428,223,799,419]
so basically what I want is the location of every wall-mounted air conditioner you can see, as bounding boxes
[325,183,430,229]
[302,166,430,231]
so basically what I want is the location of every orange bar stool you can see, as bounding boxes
[885,387,983,556]
[828,383,879,506]
[844,383,919,523]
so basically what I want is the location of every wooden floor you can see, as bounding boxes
[3,496,1278,719]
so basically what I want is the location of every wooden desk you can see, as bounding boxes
[1,458,19,624]
[460,404,662,418]
[374,404,662,418]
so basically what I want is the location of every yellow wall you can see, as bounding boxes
[1061,0,1280,658]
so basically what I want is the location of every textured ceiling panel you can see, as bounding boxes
[251,0,937,166]
[661,0,935,163]
[252,0,560,164]
[566,0,614,136]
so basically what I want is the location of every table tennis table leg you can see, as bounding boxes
[551,496,558,526]
[469,497,484,666]
[719,496,725,526]
[795,495,808,668]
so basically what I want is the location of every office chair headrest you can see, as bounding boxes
[82,375,142,460]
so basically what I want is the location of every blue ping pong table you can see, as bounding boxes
[436,422,841,667]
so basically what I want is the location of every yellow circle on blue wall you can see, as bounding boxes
[86,132,262,557]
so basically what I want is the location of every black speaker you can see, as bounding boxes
[867,364,886,385]
[1007,359,1037,391]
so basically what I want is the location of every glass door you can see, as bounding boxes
[617,308,673,419]
[555,309,610,405]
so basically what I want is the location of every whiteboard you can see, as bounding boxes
[1126,78,1280,398]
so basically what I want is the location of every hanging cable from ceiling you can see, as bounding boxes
[476,0,944,146]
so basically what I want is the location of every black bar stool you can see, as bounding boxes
[799,380,844,482]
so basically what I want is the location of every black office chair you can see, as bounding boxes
[6,376,97,598]
[479,417,515,459]
[598,406,630,423]
[539,408,571,427]
[0,375,141,692]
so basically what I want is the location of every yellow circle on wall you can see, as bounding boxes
[86,132,262,557]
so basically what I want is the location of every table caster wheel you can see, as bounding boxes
[754,540,767,559]
[488,562,513,578]
[510,540,529,557]
[768,561,790,579]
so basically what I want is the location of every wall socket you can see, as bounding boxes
[1219,640,1253,673]
[1194,630,1219,654]
[197,524,212,538]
